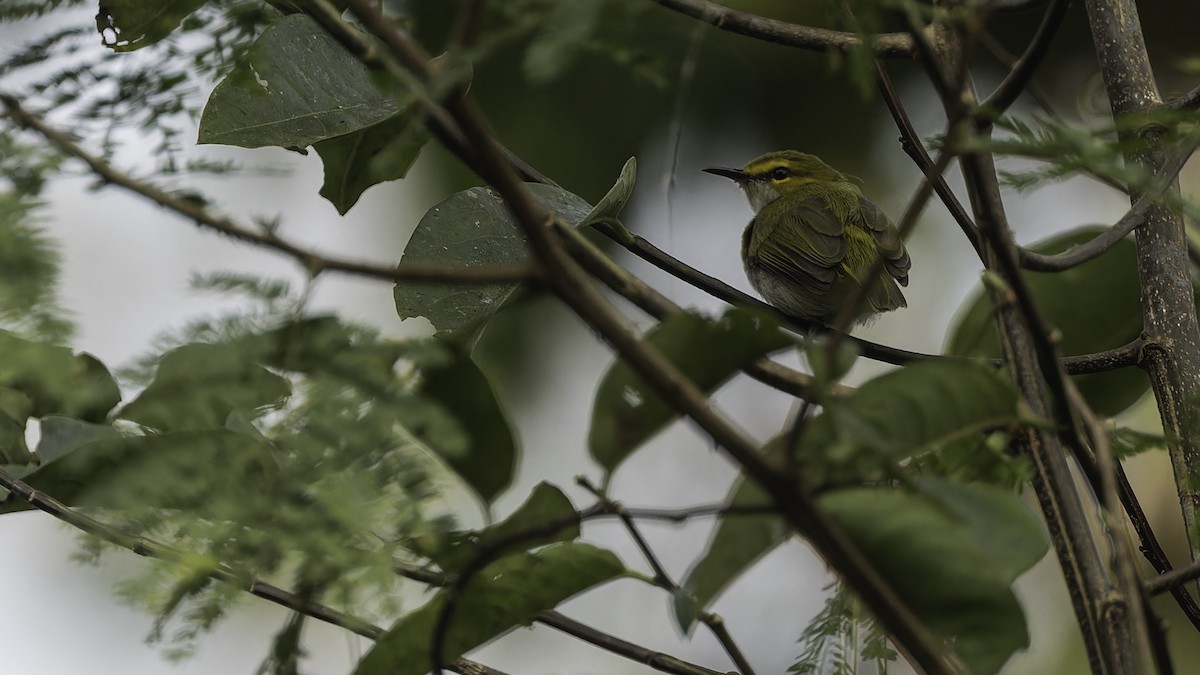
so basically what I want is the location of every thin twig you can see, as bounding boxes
[648,0,916,58]
[0,95,537,286]
[558,222,847,399]
[394,518,734,675]
[873,61,982,258]
[980,0,1070,114]
[1018,138,1200,271]
[1148,559,1200,596]
[578,477,757,675]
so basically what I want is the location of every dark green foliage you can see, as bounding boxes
[795,360,1023,490]
[0,330,120,422]
[415,346,518,506]
[118,342,291,430]
[98,0,211,52]
[393,183,591,340]
[821,480,1048,675]
[673,473,785,634]
[589,309,792,476]
[0,193,72,342]
[947,227,1156,416]
[428,482,579,573]
[353,542,624,675]
[676,359,1026,637]
[314,109,431,214]
[198,13,408,149]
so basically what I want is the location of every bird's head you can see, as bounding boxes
[704,150,849,214]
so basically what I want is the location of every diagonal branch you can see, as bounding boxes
[1018,138,1200,272]
[647,0,916,58]
[578,477,757,675]
[0,95,537,286]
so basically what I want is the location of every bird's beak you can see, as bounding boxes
[702,166,750,182]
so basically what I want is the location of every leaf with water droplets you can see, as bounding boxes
[394,183,590,342]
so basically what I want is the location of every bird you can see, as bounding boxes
[704,150,911,326]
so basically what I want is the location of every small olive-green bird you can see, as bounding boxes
[704,150,911,325]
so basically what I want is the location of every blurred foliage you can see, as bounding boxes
[0,193,73,342]
[790,582,895,675]
[947,227,1160,417]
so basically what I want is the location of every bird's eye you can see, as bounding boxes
[770,167,791,181]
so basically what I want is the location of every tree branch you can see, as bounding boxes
[647,0,916,58]
[1083,0,1200,574]
[1018,138,1200,272]
[0,95,536,286]
[980,0,1070,115]
[578,477,757,675]
[874,60,982,258]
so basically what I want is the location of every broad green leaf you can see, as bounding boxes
[0,429,276,514]
[394,183,590,340]
[673,475,786,633]
[822,483,1046,675]
[913,477,1048,583]
[198,14,402,149]
[314,109,430,215]
[589,309,791,475]
[947,227,1154,416]
[353,542,623,675]
[431,482,579,573]
[36,415,119,464]
[119,343,290,431]
[0,331,120,422]
[797,360,1022,490]
[97,0,208,52]
[416,347,517,504]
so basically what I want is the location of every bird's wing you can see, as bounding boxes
[746,194,848,293]
[855,196,911,287]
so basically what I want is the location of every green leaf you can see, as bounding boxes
[198,14,402,149]
[946,227,1152,416]
[353,542,623,675]
[797,360,1022,490]
[431,482,579,573]
[119,343,290,431]
[589,308,791,475]
[35,415,119,464]
[97,0,208,53]
[821,482,1047,675]
[0,429,276,514]
[673,475,786,634]
[0,331,121,422]
[415,347,517,504]
[394,183,591,341]
[314,109,430,215]
[581,156,637,243]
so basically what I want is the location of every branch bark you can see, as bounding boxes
[1082,0,1200,569]
[648,0,916,58]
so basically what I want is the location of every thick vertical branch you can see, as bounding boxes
[1082,0,1200,561]
[921,2,1140,672]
